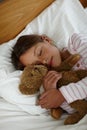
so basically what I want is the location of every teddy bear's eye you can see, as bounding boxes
[34,67,39,72]
[34,67,38,71]
[34,67,37,70]
[30,73,33,77]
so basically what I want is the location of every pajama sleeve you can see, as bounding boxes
[59,33,87,103]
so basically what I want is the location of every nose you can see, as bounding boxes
[38,58,48,65]
[43,59,47,64]
[38,55,48,65]
[41,57,49,65]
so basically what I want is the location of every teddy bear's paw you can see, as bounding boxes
[51,108,63,119]
[64,112,82,125]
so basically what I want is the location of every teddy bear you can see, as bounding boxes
[19,53,87,125]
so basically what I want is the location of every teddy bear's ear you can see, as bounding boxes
[54,54,81,72]
[65,54,81,66]
[61,49,71,61]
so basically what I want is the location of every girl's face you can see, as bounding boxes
[20,38,61,68]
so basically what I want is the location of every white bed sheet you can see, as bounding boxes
[0,0,87,129]
[0,97,87,130]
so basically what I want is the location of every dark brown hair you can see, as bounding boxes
[11,34,44,70]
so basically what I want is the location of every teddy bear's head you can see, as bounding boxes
[19,64,48,95]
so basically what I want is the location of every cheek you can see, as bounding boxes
[50,47,58,55]
[20,54,33,66]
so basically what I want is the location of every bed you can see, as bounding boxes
[0,0,87,130]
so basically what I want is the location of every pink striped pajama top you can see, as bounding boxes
[59,33,87,113]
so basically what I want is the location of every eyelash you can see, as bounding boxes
[38,49,42,57]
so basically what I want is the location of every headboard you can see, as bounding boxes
[0,0,55,44]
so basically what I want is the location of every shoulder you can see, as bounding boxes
[70,33,87,42]
[67,33,87,54]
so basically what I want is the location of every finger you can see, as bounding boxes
[38,99,47,105]
[41,103,50,109]
[39,92,48,100]
[49,75,61,84]
[43,74,61,90]
[45,71,58,79]
[45,73,62,85]
[44,71,59,82]
[52,73,62,82]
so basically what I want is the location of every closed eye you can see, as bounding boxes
[38,48,42,57]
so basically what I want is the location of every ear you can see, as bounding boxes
[41,34,52,44]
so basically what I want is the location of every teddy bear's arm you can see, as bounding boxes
[57,71,79,88]
[75,69,87,80]
[64,100,87,125]
[57,69,87,88]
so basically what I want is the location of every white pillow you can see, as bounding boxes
[0,0,87,115]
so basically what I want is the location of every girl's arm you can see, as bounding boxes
[59,77,87,103]
[59,33,87,103]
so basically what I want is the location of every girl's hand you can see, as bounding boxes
[43,71,62,91]
[38,89,65,109]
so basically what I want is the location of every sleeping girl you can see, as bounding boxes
[11,33,87,114]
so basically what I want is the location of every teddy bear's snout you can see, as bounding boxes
[33,67,41,74]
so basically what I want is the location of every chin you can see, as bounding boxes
[52,64,57,68]
[54,63,60,67]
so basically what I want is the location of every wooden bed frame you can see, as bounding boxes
[0,0,55,44]
[0,0,87,44]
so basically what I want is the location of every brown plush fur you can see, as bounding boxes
[19,54,87,125]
